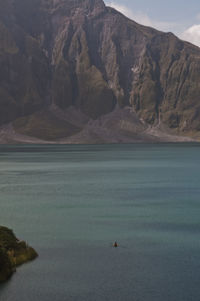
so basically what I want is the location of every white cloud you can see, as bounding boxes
[106,2,177,32]
[180,25,200,47]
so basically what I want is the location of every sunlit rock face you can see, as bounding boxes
[0,0,200,141]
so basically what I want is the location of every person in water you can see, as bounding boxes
[113,241,118,247]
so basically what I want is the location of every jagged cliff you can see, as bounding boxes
[0,0,200,143]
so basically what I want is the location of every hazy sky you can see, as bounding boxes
[105,0,200,47]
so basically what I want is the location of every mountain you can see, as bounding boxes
[0,0,200,143]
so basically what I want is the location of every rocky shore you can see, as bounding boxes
[0,226,38,282]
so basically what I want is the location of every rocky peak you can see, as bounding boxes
[49,0,105,16]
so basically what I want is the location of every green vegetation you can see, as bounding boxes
[0,226,38,282]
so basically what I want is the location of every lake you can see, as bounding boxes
[0,144,200,301]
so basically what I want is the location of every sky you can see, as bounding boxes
[105,0,200,47]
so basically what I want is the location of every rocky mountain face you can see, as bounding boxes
[0,0,200,143]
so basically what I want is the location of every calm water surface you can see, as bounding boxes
[0,144,200,301]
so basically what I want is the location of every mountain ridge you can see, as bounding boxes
[0,0,200,143]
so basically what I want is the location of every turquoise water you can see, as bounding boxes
[0,144,200,300]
